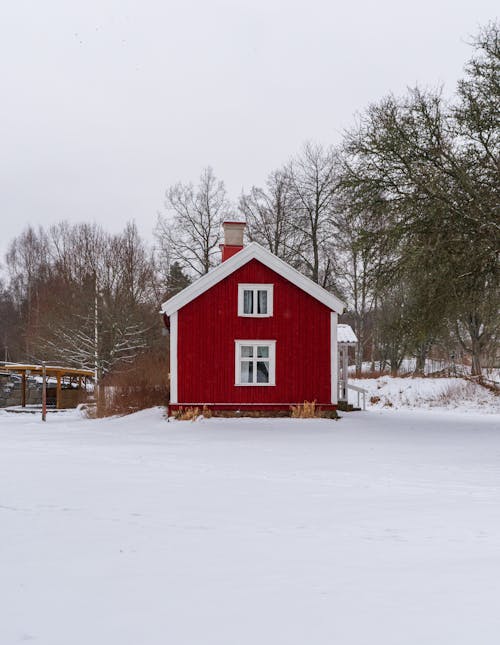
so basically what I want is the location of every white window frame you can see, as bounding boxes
[235,340,276,386]
[237,284,274,317]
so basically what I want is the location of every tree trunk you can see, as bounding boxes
[355,342,362,377]
[414,343,428,375]
[470,338,482,377]
[466,313,483,378]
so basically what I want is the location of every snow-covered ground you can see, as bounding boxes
[349,376,500,413]
[1,407,500,645]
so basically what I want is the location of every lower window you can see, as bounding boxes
[235,340,276,386]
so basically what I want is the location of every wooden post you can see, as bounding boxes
[342,345,349,400]
[42,362,47,422]
[56,373,62,410]
[22,372,26,408]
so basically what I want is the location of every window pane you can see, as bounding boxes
[257,290,267,314]
[257,346,269,358]
[241,345,253,358]
[243,290,253,314]
[240,361,253,383]
[256,361,269,383]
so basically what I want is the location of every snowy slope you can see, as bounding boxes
[1,407,500,645]
[349,376,500,413]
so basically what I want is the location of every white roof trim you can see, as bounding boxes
[161,242,345,316]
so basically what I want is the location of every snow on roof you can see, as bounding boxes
[161,242,345,316]
[337,324,358,344]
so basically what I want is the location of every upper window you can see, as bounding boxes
[238,284,273,317]
[235,340,276,386]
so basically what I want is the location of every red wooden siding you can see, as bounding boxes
[176,259,332,407]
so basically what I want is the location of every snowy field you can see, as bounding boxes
[1,407,500,645]
[349,376,500,413]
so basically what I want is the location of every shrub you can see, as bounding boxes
[97,348,169,417]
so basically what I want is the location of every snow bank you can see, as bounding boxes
[349,376,500,413]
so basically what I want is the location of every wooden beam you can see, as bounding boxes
[56,373,62,410]
[42,363,47,422]
[2,363,94,378]
[21,372,26,408]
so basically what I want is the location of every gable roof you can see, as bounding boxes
[161,242,345,316]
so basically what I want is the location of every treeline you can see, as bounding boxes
[0,221,179,381]
[1,22,498,378]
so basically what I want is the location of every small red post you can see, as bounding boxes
[42,362,47,422]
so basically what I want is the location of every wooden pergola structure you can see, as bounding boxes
[337,325,360,403]
[335,325,368,410]
[1,363,94,410]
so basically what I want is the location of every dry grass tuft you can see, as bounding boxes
[173,405,213,421]
[290,400,318,418]
[435,381,478,405]
[174,406,201,421]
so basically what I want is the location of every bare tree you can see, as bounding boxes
[156,167,231,277]
[3,221,158,380]
[0,279,21,361]
[113,222,156,306]
[334,203,381,374]
[6,226,50,355]
[239,168,301,265]
[287,142,340,287]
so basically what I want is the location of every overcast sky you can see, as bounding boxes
[0,0,497,261]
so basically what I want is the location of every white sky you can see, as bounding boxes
[0,0,497,262]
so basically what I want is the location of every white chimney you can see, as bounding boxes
[220,221,246,261]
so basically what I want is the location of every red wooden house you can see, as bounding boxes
[161,222,346,414]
